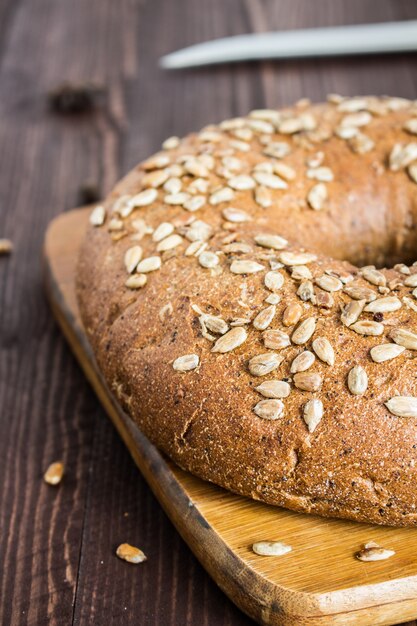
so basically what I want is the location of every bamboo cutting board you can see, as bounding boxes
[43,207,417,626]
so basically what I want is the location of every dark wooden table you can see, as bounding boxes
[1,1,417,624]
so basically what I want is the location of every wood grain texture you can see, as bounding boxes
[0,0,417,624]
[42,207,417,626]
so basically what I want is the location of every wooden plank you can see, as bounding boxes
[43,206,417,626]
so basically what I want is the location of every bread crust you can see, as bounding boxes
[77,97,417,526]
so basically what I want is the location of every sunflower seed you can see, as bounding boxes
[264,271,284,292]
[290,350,315,373]
[230,260,264,274]
[350,320,384,336]
[254,185,272,207]
[125,274,147,289]
[312,337,335,365]
[389,142,417,170]
[212,327,247,353]
[108,218,124,231]
[404,274,417,287]
[280,252,317,266]
[390,328,417,350]
[227,175,255,190]
[283,303,303,326]
[124,246,143,273]
[130,188,158,207]
[263,329,290,350]
[248,353,283,376]
[164,192,191,206]
[153,222,174,242]
[344,286,377,302]
[162,136,180,150]
[253,399,284,420]
[297,281,315,302]
[89,205,106,226]
[222,207,250,223]
[404,119,417,135]
[184,159,209,178]
[253,171,288,190]
[307,167,334,182]
[341,111,372,127]
[292,317,316,345]
[404,296,417,312]
[303,399,323,433]
[265,293,280,305]
[279,117,304,134]
[341,299,366,326]
[347,366,368,395]
[186,220,213,242]
[263,141,291,159]
[273,162,296,181]
[173,354,199,371]
[408,163,417,184]
[157,234,183,252]
[348,132,375,154]
[307,183,327,211]
[209,186,234,205]
[255,380,290,399]
[142,169,169,188]
[198,251,218,268]
[203,315,229,335]
[370,343,405,363]
[185,240,207,257]
[143,154,170,170]
[293,372,322,392]
[183,195,206,212]
[252,541,292,556]
[361,266,386,287]
[364,296,401,313]
[253,305,276,330]
[385,396,417,418]
[356,545,395,562]
[116,543,147,564]
[44,461,64,485]
[255,234,288,250]
[337,97,367,112]
[136,256,161,273]
[315,275,343,292]
[223,243,252,254]
[291,265,312,281]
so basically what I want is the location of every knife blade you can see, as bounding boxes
[160,20,417,69]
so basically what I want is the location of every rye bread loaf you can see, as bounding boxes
[77,96,417,526]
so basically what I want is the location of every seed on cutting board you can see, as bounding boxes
[252,541,292,556]
[248,353,283,376]
[264,271,284,292]
[292,317,316,344]
[290,350,315,373]
[230,260,264,274]
[263,329,290,350]
[172,354,199,371]
[283,303,303,326]
[255,380,291,399]
[312,337,335,366]
[89,205,106,227]
[136,256,161,273]
[355,544,395,562]
[254,234,288,250]
[303,399,323,433]
[44,461,64,486]
[125,274,147,289]
[253,399,284,420]
[253,305,276,330]
[385,396,417,418]
[347,366,368,395]
[212,327,247,353]
[370,343,405,363]
[390,328,417,350]
[116,543,147,564]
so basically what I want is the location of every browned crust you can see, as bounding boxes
[76,97,417,526]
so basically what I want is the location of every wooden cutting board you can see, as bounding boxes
[43,207,417,626]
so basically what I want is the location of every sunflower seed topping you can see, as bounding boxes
[315,274,343,292]
[370,343,405,363]
[252,541,292,556]
[280,252,317,266]
[390,327,417,350]
[404,274,417,287]
[307,183,327,210]
[283,303,303,326]
[186,220,213,242]
[263,329,290,350]
[294,372,322,392]
[253,399,284,420]
[341,299,366,326]
[227,175,255,190]
[124,246,143,273]
[264,271,284,292]
[404,119,417,135]
[183,196,206,212]
[162,136,180,150]
[255,185,272,207]
[153,222,174,242]
[255,380,291,399]
[273,162,296,180]
[253,172,288,189]
[209,186,235,205]
[212,327,247,353]
[347,366,368,395]
[303,399,323,433]
[350,320,384,336]
[248,353,284,377]
[130,188,158,207]
[364,296,402,313]
[173,354,199,372]
[253,305,276,330]
[292,317,316,345]
[307,167,334,182]
[198,251,219,268]
[389,142,417,171]
[408,163,417,184]
[385,396,417,418]
[136,256,162,273]
[89,205,106,226]
[222,207,250,223]
[290,350,315,373]
[125,274,147,289]
[230,260,265,274]
[361,266,387,287]
[157,234,183,252]
[312,337,335,365]
[344,286,377,302]
[254,234,288,250]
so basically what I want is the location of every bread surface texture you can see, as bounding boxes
[77,96,417,526]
